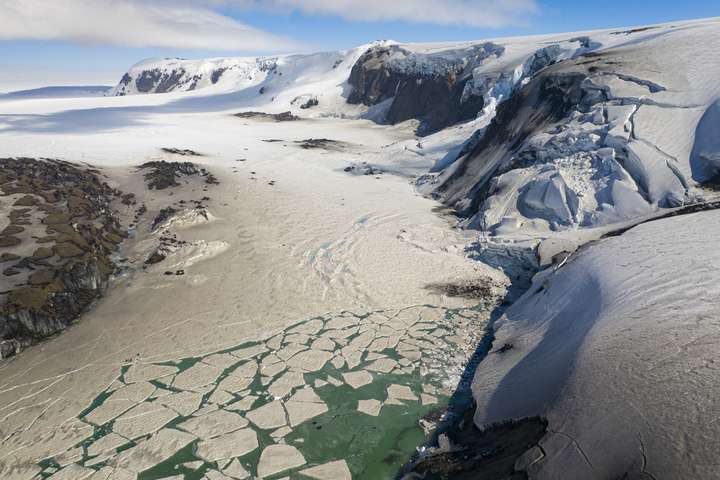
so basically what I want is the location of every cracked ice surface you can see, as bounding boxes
[16,305,491,479]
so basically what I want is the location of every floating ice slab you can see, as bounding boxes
[257,445,307,478]
[299,460,352,480]
[109,428,195,473]
[285,388,328,427]
[222,459,251,479]
[173,362,223,390]
[48,464,95,480]
[342,370,373,389]
[112,402,177,438]
[286,349,334,372]
[246,400,287,429]
[357,399,382,416]
[196,428,259,462]
[177,408,248,438]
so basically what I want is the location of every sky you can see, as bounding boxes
[0,0,718,92]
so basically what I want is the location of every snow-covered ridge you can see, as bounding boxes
[111,56,278,96]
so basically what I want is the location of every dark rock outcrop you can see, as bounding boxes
[112,57,280,96]
[295,139,344,150]
[347,43,505,135]
[399,403,547,480]
[0,158,127,358]
[135,68,189,93]
[299,97,319,109]
[150,207,178,231]
[291,95,319,109]
[211,68,227,84]
[160,147,203,157]
[234,111,299,122]
[138,160,218,190]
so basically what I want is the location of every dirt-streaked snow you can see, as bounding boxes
[472,209,720,479]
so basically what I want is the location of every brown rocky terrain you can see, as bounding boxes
[0,157,221,358]
[0,158,127,358]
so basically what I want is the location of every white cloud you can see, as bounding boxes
[226,0,539,28]
[0,65,120,93]
[0,0,538,53]
[0,0,299,51]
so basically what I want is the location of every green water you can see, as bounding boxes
[36,305,489,480]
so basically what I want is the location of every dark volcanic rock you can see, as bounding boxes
[299,97,319,109]
[135,68,187,93]
[611,26,659,36]
[234,111,299,122]
[119,73,132,86]
[151,206,178,231]
[295,138,343,150]
[138,160,203,190]
[343,163,383,176]
[400,403,547,480]
[292,95,319,109]
[211,67,227,84]
[426,277,499,299]
[160,147,203,157]
[347,43,505,135]
[145,249,167,265]
[0,158,126,358]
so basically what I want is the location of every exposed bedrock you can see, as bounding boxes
[0,261,106,357]
[347,43,505,135]
[117,67,203,94]
[113,57,278,96]
[0,158,126,358]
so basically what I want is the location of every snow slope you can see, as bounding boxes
[471,209,720,479]
[109,49,368,117]
[111,56,276,95]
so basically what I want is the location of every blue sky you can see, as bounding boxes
[0,0,717,92]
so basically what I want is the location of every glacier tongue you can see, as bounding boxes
[472,209,720,480]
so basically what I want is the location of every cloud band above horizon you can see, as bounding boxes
[0,0,539,52]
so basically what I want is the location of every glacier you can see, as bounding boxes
[0,15,719,480]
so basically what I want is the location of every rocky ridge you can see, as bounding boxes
[0,158,127,358]
[112,57,278,96]
[347,43,505,135]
